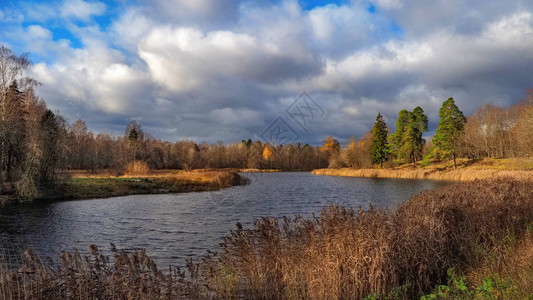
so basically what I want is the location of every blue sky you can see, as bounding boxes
[1,0,533,144]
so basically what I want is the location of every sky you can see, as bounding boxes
[1,0,532,145]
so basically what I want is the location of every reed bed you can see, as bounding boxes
[201,178,533,299]
[312,167,533,182]
[0,245,195,299]
[2,178,533,299]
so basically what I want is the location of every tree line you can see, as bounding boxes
[327,91,533,170]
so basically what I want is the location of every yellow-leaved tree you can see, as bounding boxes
[263,146,273,160]
[320,135,340,152]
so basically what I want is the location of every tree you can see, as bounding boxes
[370,113,389,168]
[405,106,428,167]
[433,98,466,169]
[0,47,35,184]
[125,121,142,161]
[38,109,63,191]
[320,135,340,152]
[2,80,27,180]
[262,145,273,160]
[389,109,410,162]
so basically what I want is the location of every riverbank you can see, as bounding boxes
[312,158,533,181]
[0,170,246,204]
[312,167,533,181]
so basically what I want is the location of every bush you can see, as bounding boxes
[124,160,150,176]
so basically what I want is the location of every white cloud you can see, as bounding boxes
[60,0,106,21]
[138,26,318,92]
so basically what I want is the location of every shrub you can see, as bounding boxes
[124,160,150,176]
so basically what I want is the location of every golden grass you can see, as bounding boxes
[124,160,150,176]
[312,167,533,182]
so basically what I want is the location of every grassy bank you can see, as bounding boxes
[45,170,245,201]
[2,178,533,299]
[312,158,533,181]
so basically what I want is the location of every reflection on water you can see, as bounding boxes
[0,172,448,267]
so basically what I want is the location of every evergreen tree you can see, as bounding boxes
[126,121,142,161]
[370,113,389,168]
[433,98,466,169]
[389,109,410,162]
[405,106,428,167]
[2,80,27,181]
[38,109,62,192]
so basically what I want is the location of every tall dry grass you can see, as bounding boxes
[200,178,533,299]
[0,245,195,299]
[124,160,151,176]
[2,178,533,299]
[312,167,533,182]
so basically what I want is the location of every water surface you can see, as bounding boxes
[0,172,448,267]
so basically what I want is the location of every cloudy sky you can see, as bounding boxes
[1,0,532,144]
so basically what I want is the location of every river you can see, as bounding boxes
[0,172,448,267]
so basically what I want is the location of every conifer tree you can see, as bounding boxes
[389,109,410,162]
[433,97,466,169]
[370,113,389,168]
[405,106,428,167]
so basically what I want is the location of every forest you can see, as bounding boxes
[1,45,533,200]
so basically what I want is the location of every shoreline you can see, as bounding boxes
[2,170,246,205]
[311,167,533,181]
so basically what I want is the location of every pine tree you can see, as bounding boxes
[405,106,428,167]
[389,109,410,162]
[433,97,466,169]
[370,113,389,168]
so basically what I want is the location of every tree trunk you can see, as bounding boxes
[412,153,416,168]
[452,152,457,170]
[6,150,11,181]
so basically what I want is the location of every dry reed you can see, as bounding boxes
[200,178,533,299]
[312,167,533,182]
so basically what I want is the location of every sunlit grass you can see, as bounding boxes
[54,170,245,201]
[313,157,533,181]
